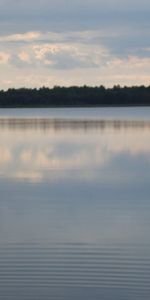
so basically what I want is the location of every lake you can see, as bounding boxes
[0,107,150,300]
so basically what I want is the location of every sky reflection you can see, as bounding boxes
[0,117,150,183]
[0,110,150,300]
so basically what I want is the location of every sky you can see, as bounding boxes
[0,0,150,89]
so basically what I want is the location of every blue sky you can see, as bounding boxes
[0,0,150,89]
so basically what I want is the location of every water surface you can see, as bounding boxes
[0,107,150,300]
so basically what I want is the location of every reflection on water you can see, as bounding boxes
[0,109,150,300]
[1,118,150,131]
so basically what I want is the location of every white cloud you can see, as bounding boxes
[33,43,104,69]
[0,52,10,64]
[18,51,31,63]
[0,29,150,88]
[0,31,41,42]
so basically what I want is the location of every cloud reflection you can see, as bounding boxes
[0,118,150,182]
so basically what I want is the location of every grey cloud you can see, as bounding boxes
[1,0,150,14]
[43,49,98,70]
[7,43,101,70]
[0,0,150,35]
[8,54,27,68]
[1,28,150,63]
[8,53,34,68]
[0,0,149,66]
[0,0,150,88]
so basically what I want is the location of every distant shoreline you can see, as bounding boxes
[0,86,150,108]
[0,104,150,108]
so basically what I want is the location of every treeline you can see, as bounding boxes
[0,85,150,107]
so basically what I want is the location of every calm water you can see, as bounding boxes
[0,107,150,300]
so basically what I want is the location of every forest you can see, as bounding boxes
[0,85,150,107]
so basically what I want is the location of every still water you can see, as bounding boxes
[0,107,150,300]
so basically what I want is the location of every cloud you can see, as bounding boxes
[8,53,33,68]
[0,25,149,88]
[3,35,109,70]
[1,0,150,17]
[0,0,149,37]
[18,51,31,62]
[0,0,149,89]
[33,43,105,69]
[0,52,10,64]
[0,31,41,42]
[0,30,118,47]
[3,35,150,87]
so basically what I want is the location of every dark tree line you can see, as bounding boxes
[0,85,150,107]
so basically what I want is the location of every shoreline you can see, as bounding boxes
[0,104,150,109]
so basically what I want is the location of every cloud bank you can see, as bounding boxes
[0,0,150,88]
